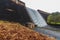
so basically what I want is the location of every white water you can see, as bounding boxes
[26,8,47,27]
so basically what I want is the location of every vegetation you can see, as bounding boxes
[47,12,60,25]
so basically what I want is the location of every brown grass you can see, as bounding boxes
[0,20,56,40]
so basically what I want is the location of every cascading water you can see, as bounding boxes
[26,8,60,40]
[26,8,47,27]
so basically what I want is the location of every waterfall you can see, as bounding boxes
[26,8,48,27]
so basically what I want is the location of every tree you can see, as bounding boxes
[47,12,60,25]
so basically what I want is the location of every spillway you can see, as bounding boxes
[26,8,48,27]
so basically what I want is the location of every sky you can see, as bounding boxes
[21,0,60,13]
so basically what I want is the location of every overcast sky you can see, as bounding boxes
[21,0,60,13]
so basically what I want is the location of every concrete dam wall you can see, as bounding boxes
[0,0,47,27]
[0,0,32,25]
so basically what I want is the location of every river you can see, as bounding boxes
[34,27,60,40]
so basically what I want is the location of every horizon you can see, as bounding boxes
[21,0,60,13]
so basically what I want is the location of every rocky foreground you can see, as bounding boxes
[0,21,56,40]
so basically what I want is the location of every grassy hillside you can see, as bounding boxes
[47,12,60,25]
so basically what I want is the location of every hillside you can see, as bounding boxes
[47,12,60,25]
[0,20,56,40]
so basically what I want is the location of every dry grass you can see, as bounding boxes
[0,20,56,40]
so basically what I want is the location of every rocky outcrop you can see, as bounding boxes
[0,20,56,40]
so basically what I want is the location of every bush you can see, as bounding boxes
[47,12,60,25]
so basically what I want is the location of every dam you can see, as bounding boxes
[0,0,47,27]
[26,8,48,27]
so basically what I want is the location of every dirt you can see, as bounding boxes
[0,20,56,40]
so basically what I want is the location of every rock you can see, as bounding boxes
[0,20,56,40]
